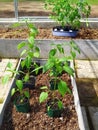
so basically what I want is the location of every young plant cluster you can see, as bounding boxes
[45,0,91,29]
[3,22,40,107]
[39,41,80,114]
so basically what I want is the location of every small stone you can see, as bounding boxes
[59,117,63,121]
[54,28,57,31]
[60,29,64,32]
[69,106,73,110]
[69,30,73,32]
[26,113,30,118]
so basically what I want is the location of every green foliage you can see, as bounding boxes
[63,65,74,76]
[39,40,80,110]
[13,22,40,98]
[16,22,41,83]
[2,22,40,103]
[58,80,71,96]
[3,22,40,87]
[24,73,29,82]
[17,22,40,70]
[39,92,48,103]
[2,61,19,84]
[58,100,63,109]
[43,41,79,78]
[11,79,30,100]
[45,0,91,28]
[2,75,10,85]
[16,80,23,91]
[24,91,30,99]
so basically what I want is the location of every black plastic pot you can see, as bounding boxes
[20,61,42,76]
[14,97,30,113]
[50,79,58,90]
[30,62,42,76]
[46,99,63,117]
[53,26,78,37]
[47,107,63,117]
[23,75,36,89]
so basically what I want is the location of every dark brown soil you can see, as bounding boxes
[0,27,98,39]
[0,72,79,130]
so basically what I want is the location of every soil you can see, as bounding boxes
[0,27,98,39]
[0,72,79,130]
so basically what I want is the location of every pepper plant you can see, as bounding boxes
[11,79,30,103]
[18,22,40,76]
[2,22,41,112]
[45,0,91,29]
[3,22,41,84]
[39,40,80,110]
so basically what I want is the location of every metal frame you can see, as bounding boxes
[14,0,18,20]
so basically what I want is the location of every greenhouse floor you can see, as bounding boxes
[76,60,98,130]
[0,59,18,105]
[0,59,98,130]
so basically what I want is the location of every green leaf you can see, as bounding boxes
[39,92,48,103]
[43,61,54,73]
[24,91,30,98]
[57,44,64,54]
[58,80,68,96]
[33,52,40,58]
[30,28,38,36]
[28,42,34,48]
[11,88,16,96]
[25,56,32,69]
[63,65,74,76]
[71,51,76,59]
[12,22,21,28]
[40,86,48,90]
[7,62,13,69]
[2,75,10,84]
[49,49,57,57]
[27,22,34,28]
[17,42,26,50]
[34,46,40,57]
[28,36,34,44]
[28,52,33,57]
[58,100,63,109]
[35,46,40,52]
[31,65,43,75]
[16,80,23,90]
[70,41,80,54]
[24,73,29,82]
[21,60,26,68]
[20,49,27,56]
[59,57,67,62]
[6,69,19,75]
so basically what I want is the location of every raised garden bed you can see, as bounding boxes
[0,39,98,60]
[0,23,98,60]
[0,59,85,130]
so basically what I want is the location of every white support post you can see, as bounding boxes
[14,0,18,20]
